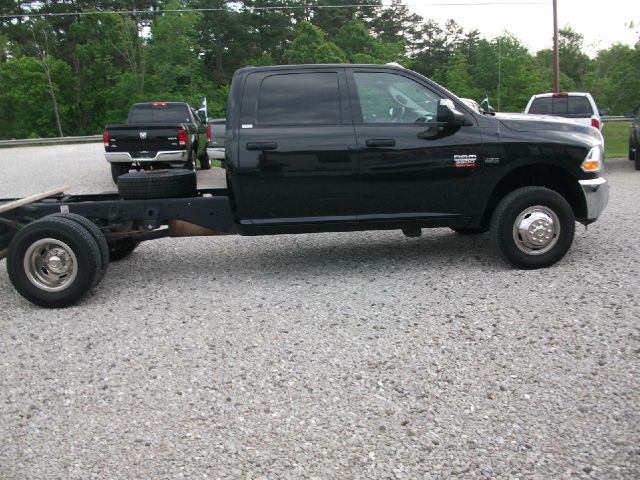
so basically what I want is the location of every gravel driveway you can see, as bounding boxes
[0,144,638,479]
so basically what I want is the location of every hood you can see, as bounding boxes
[496,112,602,140]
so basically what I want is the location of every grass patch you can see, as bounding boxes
[604,120,631,159]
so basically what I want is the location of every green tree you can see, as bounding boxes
[69,13,147,132]
[333,19,404,64]
[240,0,301,63]
[0,55,73,139]
[432,53,481,100]
[282,21,347,64]
[536,27,592,90]
[469,34,547,111]
[587,43,640,114]
[145,0,208,100]
[369,0,422,54]
[310,0,382,38]
[195,0,253,83]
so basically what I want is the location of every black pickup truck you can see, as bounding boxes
[103,102,210,183]
[1,64,608,307]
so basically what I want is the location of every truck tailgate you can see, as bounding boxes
[105,124,187,153]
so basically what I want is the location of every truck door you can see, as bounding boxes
[236,69,359,225]
[347,69,484,222]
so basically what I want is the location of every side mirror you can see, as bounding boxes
[437,99,467,126]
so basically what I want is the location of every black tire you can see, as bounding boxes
[490,186,575,269]
[111,163,131,184]
[635,150,640,171]
[199,151,211,170]
[450,226,488,235]
[47,213,110,286]
[7,218,102,308]
[108,237,139,261]
[117,169,197,200]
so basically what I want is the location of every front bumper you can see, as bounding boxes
[105,150,188,165]
[579,177,609,224]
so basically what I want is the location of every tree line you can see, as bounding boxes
[0,0,638,139]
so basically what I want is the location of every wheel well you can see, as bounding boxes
[480,165,586,227]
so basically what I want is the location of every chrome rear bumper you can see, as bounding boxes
[105,150,188,164]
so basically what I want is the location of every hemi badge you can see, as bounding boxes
[454,154,477,168]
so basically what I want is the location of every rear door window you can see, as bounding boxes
[257,72,341,125]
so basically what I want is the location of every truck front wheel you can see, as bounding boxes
[490,186,575,269]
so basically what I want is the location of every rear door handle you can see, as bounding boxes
[246,142,277,151]
[365,139,396,147]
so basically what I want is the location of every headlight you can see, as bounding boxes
[581,146,603,173]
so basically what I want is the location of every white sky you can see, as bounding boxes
[401,0,639,56]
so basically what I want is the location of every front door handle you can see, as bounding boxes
[246,142,278,151]
[365,138,396,147]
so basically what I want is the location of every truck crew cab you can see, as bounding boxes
[0,64,609,307]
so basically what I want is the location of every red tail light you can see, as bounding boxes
[206,125,212,144]
[591,117,600,129]
[103,130,109,146]
[178,129,188,146]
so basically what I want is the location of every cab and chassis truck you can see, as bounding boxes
[0,64,609,308]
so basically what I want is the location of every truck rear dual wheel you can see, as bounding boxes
[491,186,575,269]
[48,213,110,286]
[7,216,106,308]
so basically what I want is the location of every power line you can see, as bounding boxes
[0,2,548,20]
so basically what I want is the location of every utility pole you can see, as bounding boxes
[552,0,560,92]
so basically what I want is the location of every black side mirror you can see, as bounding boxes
[437,99,467,126]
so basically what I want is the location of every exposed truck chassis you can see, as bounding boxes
[0,188,235,307]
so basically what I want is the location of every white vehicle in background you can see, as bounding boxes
[524,92,603,132]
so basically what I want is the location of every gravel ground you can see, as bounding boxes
[0,144,638,479]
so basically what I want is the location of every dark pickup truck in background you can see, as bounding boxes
[1,63,609,307]
[103,102,210,183]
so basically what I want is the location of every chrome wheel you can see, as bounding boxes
[512,205,560,255]
[23,238,78,292]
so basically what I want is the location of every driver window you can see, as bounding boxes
[353,72,441,124]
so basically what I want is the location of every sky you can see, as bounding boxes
[402,0,639,56]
